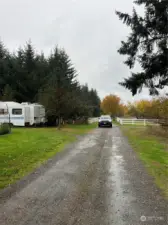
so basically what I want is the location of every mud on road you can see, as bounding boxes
[0,126,167,225]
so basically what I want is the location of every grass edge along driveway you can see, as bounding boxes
[0,124,96,190]
[121,126,168,199]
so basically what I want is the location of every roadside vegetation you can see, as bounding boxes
[0,123,11,135]
[121,125,168,198]
[0,124,96,189]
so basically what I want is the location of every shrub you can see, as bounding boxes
[147,125,168,139]
[0,123,11,135]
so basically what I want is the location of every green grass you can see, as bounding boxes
[121,126,168,198]
[112,119,119,125]
[62,123,97,133]
[0,124,97,189]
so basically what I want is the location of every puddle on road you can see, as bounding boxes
[106,136,137,225]
[76,131,99,150]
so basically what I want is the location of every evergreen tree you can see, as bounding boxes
[0,41,8,94]
[1,84,15,101]
[39,47,79,128]
[0,40,101,125]
[24,41,36,73]
[89,89,101,117]
[116,0,168,95]
[23,42,38,101]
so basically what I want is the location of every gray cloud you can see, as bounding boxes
[0,0,149,102]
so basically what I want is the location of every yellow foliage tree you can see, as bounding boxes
[135,100,152,118]
[101,94,122,117]
[158,97,168,120]
[127,97,168,120]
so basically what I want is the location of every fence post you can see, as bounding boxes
[144,119,146,126]
[121,119,123,125]
[132,119,134,125]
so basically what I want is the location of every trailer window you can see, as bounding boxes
[0,109,8,115]
[12,109,22,115]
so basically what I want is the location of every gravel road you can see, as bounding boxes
[0,126,167,225]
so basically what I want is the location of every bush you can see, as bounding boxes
[146,125,168,138]
[0,123,11,135]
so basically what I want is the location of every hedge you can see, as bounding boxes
[0,123,11,135]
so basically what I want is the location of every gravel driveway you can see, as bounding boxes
[0,126,167,225]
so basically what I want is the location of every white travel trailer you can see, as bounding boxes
[0,101,46,127]
[21,102,46,126]
[0,102,25,126]
[0,101,10,124]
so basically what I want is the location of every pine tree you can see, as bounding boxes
[1,84,15,101]
[38,47,79,128]
[116,0,168,95]
[88,89,101,117]
[24,41,36,73]
[0,41,8,94]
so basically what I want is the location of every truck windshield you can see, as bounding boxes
[101,116,111,120]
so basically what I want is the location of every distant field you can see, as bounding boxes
[121,126,168,198]
[0,124,96,189]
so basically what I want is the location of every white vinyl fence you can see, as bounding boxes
[116,117,159,126]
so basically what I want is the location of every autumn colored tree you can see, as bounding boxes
[101,94,122,118]
[117,104,128,117]
[150,97,168,126]
[135,100,152,118]
[121,104,129,117]
[127,102,139,118]
[126,97,168,121]
[148,98,160,119]
[127,99,153,118]
[158,97,168,120]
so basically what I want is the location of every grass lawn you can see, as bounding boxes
[0,124,97,189]
[121,126,168,198]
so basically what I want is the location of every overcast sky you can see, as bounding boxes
[0,0,150,102]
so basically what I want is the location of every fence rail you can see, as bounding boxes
[116,117,159,126]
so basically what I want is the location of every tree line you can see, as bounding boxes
[0,41,100,126]
[126,97,168,121]
[101,94,168,125]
